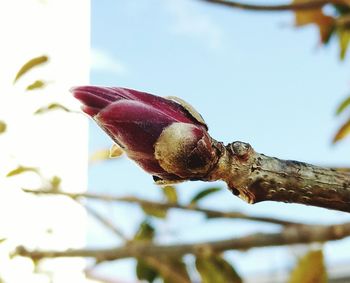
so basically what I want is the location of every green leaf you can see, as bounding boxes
[0,121,6,134]
[338,28,350,60]
[334,4,350,16]
[288,250,327,283]
[50,176,61,191]
[162,186,178,204]
[141,204,167,218]
[34,103,71,114]
[336,95,350,115]
[333,118,350,143]
[0,238,6,244]
[134,220,155,241]
[14,55,48,83]
[136,259,158,283]
[196,255,242,283]
[162,258,191,283]
[26,80,45,91]
[190,187,222,205]
[6,166,39,177]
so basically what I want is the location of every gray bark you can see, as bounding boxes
[207,141,350,212]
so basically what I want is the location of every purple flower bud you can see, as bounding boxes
[71,86,218,182]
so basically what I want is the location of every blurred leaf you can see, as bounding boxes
[134,220,155,241]
[89,149,110,163]
[196,255,242,283]
[338,28,350,60]
[288,250,327,283]
[109,144,123,158]
[162,258,191,283]
[333,118,350,143]
[0,121,6,134]
[34,103,71,114]
[293,0,334,44]
[50,176,61,191]
[26,80,45,91]
[0,238,6,244]
[14,55,48,83]
[334,4,350,16]
[336,95,350,115]
[190,187,221,205]
[136,260,158,283]
[163,186,178,204]
[141,204,167,218]
[6,166,39,177]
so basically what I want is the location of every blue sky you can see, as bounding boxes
[89,0,350,281]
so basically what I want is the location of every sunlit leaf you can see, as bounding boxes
[6,166,39,177]
[26,80,45,91]
[134,220,155,241]
[196,255,242,283]
[34,103,71,114]
[333,118,350,143]
[336,95,350,115]
[14,55,48,83]
[89,149,110,163]
[0,121,6,135]
[162,258,191,283]
[109,144,123,158]
[141,204,167,218]
[293,0,334,44]
[163,186,178,204]
[288,250,327,283]
[338,28,350,60]
[136,260,158,283]
[190,187,221,205]
[50,176,61,191]
[0,238,6,244]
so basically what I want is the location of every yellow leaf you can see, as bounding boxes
[333,118,350,143]
[0,121,6,134]
[109,144,123,158]
[288,250,327,283]
[196,255,242,283]
[34,103,71,114]
[162,186,178,204]
[26,80,45,91]
[336,95,350,115]
[293,0,334,43]
[141,204,167,218]
[6,166,39,177]
[89,147,123,163]
[14,55,48,83]
[89,149,110,163]
[338,28,350,60]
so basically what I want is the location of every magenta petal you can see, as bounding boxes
[71,85,211,180]
[96,100,174,154]
[72,86,201,125]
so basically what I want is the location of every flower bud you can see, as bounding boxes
[71,86,218,182]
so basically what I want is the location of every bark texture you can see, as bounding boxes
[207,141,350,212]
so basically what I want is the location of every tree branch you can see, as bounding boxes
[206,141,350,212]
[22,189,302,226]
[14,221,350,262]
[84,205,128,240]
[200,0,345,11]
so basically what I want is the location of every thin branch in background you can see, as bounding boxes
[201,0,343,11]
[22,189,302,226]
[84,205,128,241]
[14,221,350,262]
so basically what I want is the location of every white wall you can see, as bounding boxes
[0,0,90,282]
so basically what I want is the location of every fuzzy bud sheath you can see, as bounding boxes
[72,86,220,183]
